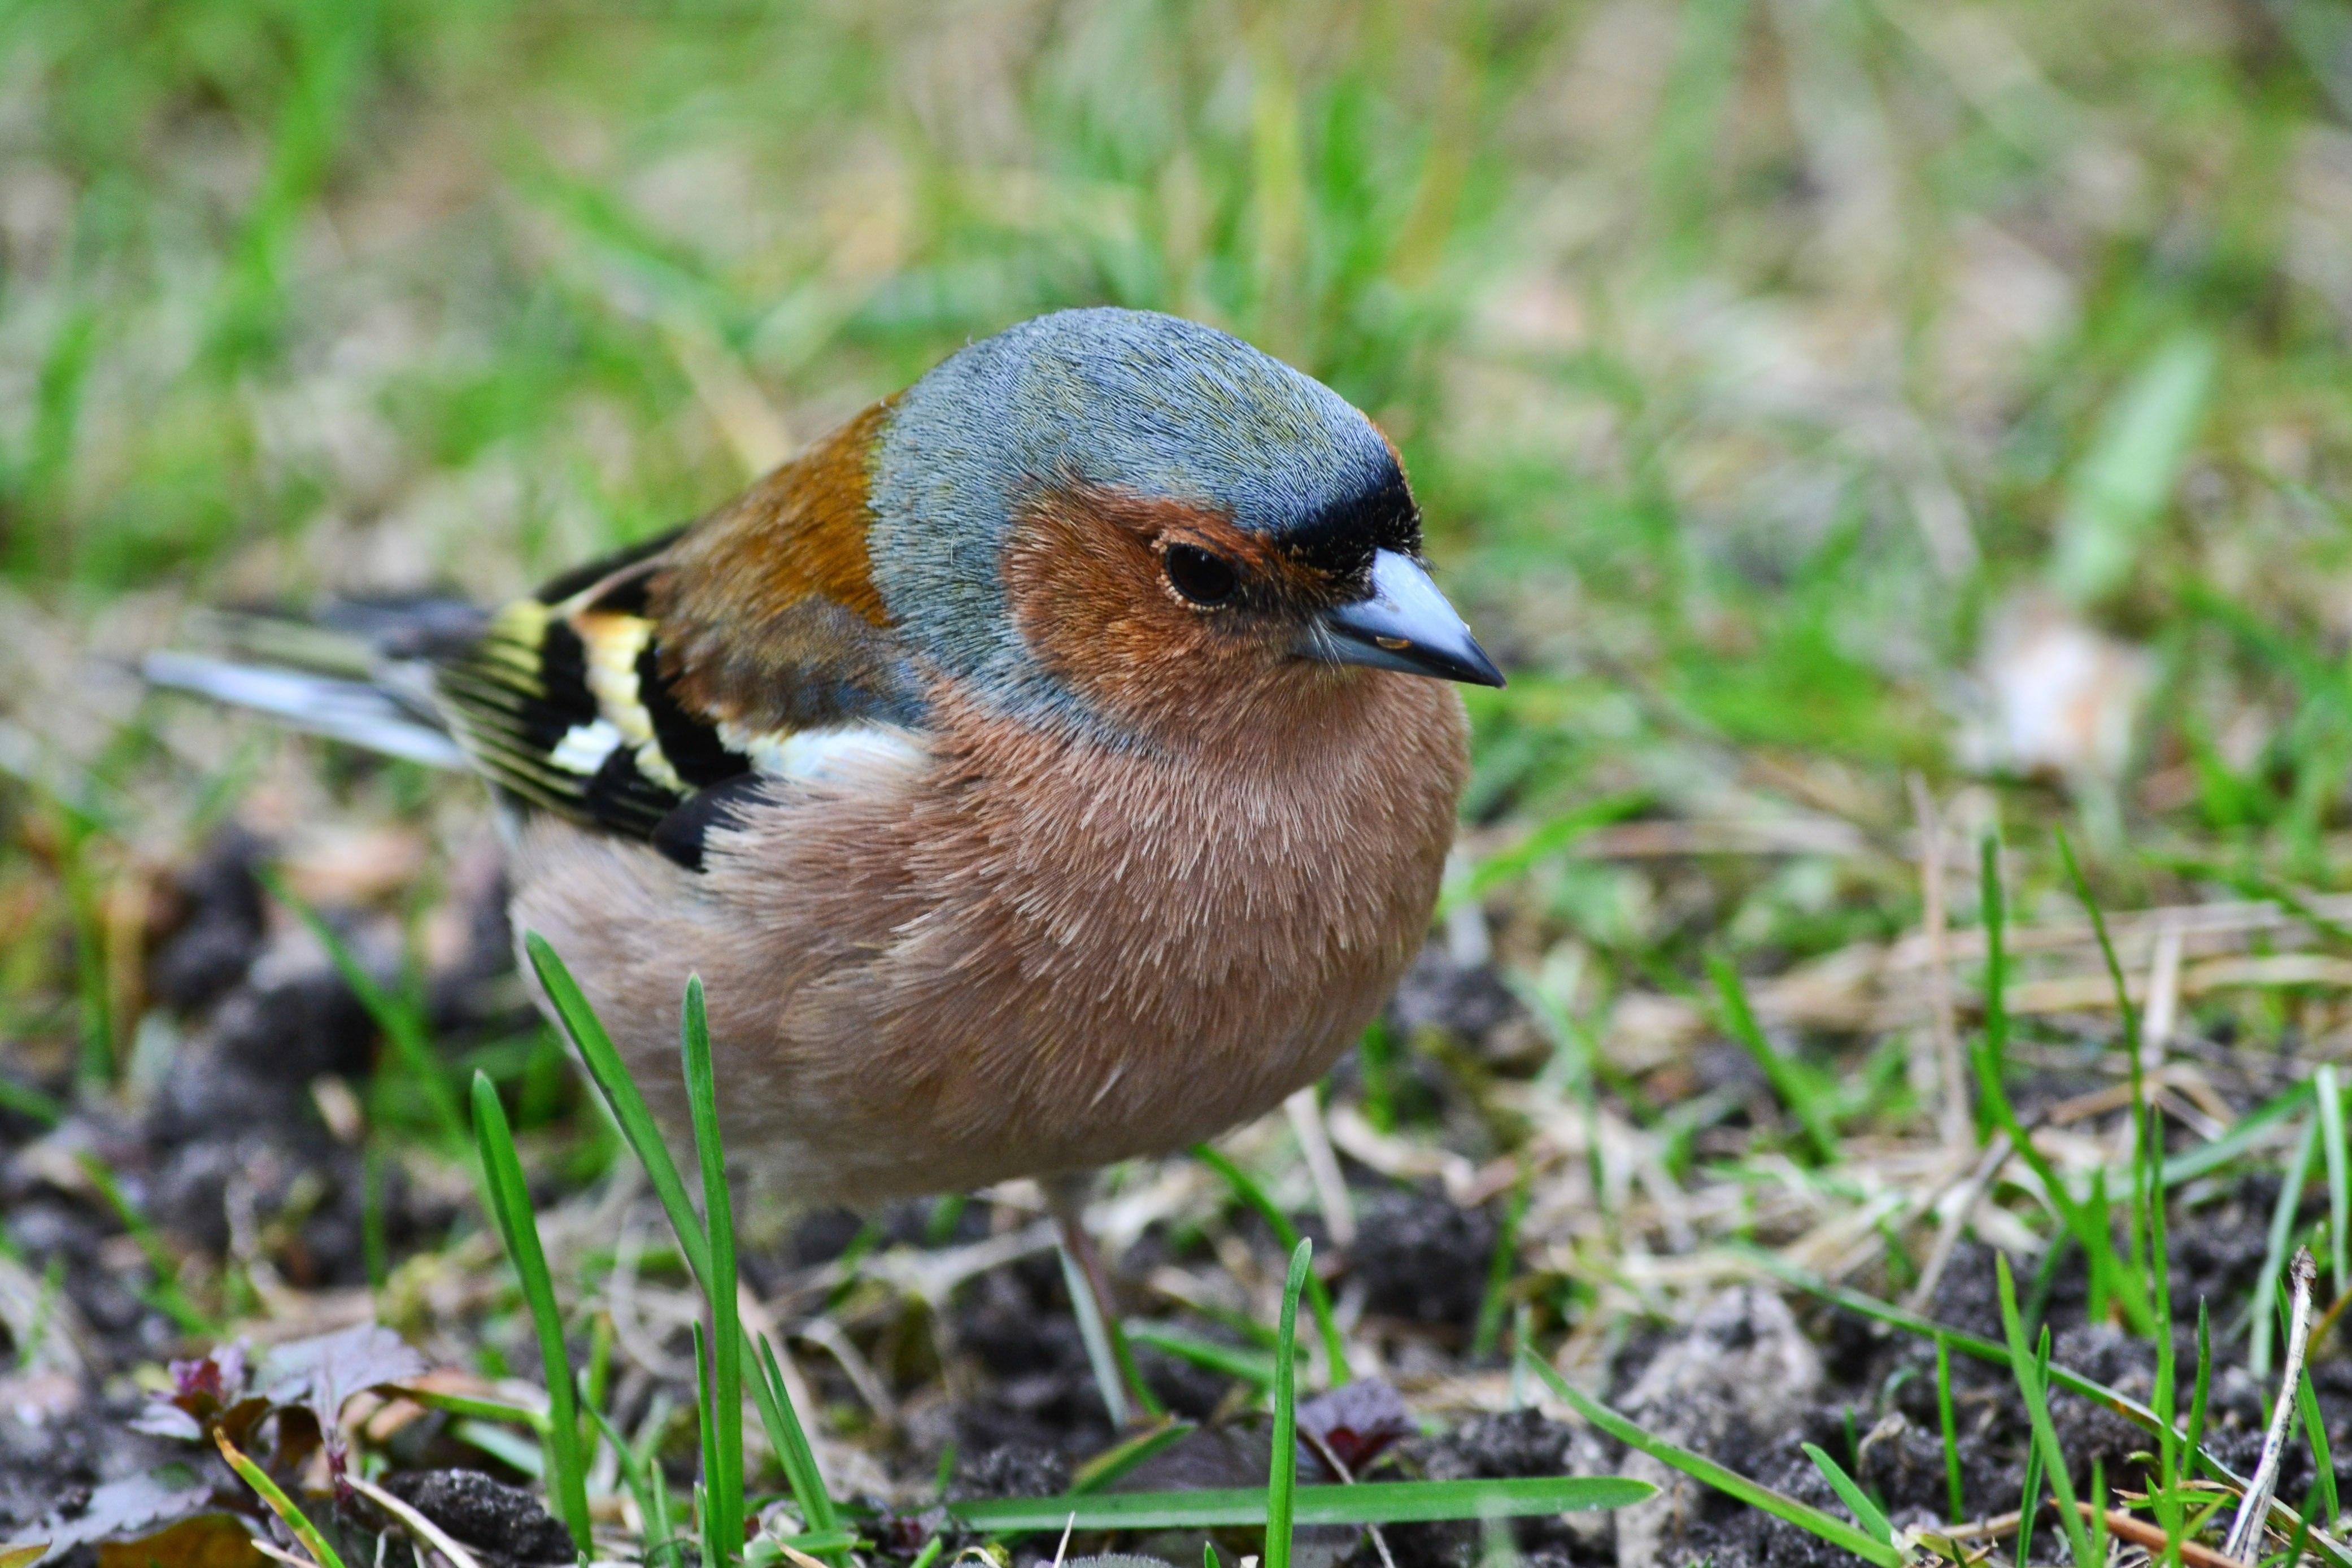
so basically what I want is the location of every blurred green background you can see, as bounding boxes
[5,0,2351,999]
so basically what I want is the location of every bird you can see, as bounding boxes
[150,306,1501,1413]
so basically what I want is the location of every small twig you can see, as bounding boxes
[2142,911,2187,1071]
[345,1471,489,1568]
[2076,1500,2243,1568]
[1904,1132,2012,1316]
[1940,1497,2246,1567]
[2226,1248,2319,1562]
[1910,775,1971,1153]
[1284,1087,1357,1247]
[1939,1507,2024,1541]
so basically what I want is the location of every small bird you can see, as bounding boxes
[153,307,1499,1399]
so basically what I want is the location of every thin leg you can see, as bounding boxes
[1044,1171,1153,1427]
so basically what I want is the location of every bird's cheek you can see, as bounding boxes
[1001,503,1213,704]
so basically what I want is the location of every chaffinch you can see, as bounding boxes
[156,304,1500,1240]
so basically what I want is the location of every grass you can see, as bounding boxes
[470,1068,593,1552]
[1265,1238,1308,1568]
[527,935,840,1561]
[1522,1352,1904,1568]
[13,0,2352,1563]
[945,1475,1652,1534]
[215,1429,349,1568]
[1998,1253,2098,1568]
[1191,1143,1352,1384]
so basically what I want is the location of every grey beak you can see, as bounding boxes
[1306,550,1505,687]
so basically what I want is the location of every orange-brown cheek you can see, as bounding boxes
[1003,495,1271,722]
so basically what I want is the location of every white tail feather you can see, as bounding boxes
[143,651,468,771]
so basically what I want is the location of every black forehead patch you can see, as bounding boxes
[1273,456,1421,583]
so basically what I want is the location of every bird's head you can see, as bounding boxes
[865,307,1501,744]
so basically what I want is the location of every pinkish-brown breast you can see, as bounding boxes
[507,662,1468,1207]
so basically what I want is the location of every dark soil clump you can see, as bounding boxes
[382,1469,576,1565]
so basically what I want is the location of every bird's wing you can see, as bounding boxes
[433,404,927,869]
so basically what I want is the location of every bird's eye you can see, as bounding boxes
[1162,543,1239,607]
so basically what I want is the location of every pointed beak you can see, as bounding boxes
[1305,550,1505,687]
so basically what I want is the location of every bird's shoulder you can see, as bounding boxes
[433,403,927,869]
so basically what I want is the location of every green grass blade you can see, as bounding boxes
[1072,1420,1199,1494]
[2048,331,2216,606]
[1800,1443,1892,1545]
[1975,839,2153,1334]
[2188,1300,2212,1466]
[1267,1237,1310,1568]
[454,1418,543,1475]
[2254,1118,2320,1377]
[1443,791,1651,913]
[215,1430,348,1568]
[1756,1251,2352,1566]
[1935,1335,1963,1525]
[525,932,707,1279]
[1751,1251,2222,1475]
[2057,827,2159,1312]
[75,1152,217,1336]
[396,1384,551,1432]
[695,1319,720,1566]
[1192,1144,1352,1383]
[2151,853,2352,951]
[755,1328,843,1540]
[1126,1324,1277,1386]
[2289,1483,2323,1568]
[1709,956,1836,1163]
[1997,1253,2096,1568]
[526,933,837,1547]
[2320,1064,2349,1300]
[947,1476,1654,1532]
[1978,834,2008,1152]
[470,1071,593,1552]
[1517,1352,1902,1568]
[1472,1165,1531,1360]
[590,1401,669,1560]
[2158,1076,2314,1189]
[2014,1406,2042,1567]
[263,866,464,1149]
[684,975,744,1563]
[761,1530,869,1556]
[0,1076,62,1129]
[2301,1360,2342,1530]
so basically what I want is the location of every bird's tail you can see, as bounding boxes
[143,599,486,772]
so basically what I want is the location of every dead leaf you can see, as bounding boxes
[97,1514,269,1568]
[18,1465,216,1557]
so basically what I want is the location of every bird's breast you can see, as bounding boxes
[522,669,1470,1205]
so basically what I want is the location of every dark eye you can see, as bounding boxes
[1163,543,1239,606]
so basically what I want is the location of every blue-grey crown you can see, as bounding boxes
[868,307,1413,729]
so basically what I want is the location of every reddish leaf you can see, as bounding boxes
[1297,1378,1416,1479]
[258,1322,428,1480]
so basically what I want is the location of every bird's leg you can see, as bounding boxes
[1044,1171,1153,1428]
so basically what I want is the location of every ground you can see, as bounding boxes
[7,1,2352,1564]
